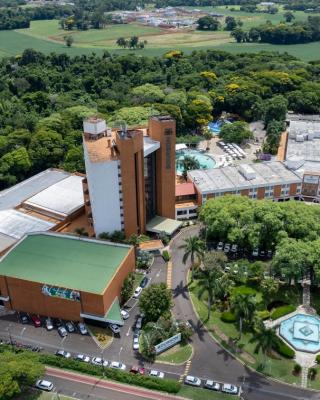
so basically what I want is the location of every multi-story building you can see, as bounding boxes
[82,115,177,238]
[188,161,302,205]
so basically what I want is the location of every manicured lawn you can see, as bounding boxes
[0,15,320,61]
[308,366,320,390]
[157,343,192,364]
[189,279,299,385]
[179,386,234,399]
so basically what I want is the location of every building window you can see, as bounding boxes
[177,210,188,215]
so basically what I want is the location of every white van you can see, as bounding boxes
[36,380,53,391]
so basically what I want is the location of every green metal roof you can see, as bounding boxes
[146,215,182,236]
[0,233,131,294]
[105,297,123,325]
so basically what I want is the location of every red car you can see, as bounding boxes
[130,365,145,375]
[30,314,41,327]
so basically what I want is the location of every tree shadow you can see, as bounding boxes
[188,319,206,342]
[173,280,191,300]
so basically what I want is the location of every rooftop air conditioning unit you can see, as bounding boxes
[296,134,304,142]
[239,164,256,180]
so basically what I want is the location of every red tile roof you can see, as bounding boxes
[175,183,196,197]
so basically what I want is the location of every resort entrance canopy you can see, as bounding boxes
[146,215,182,236]
[80,297,123,326]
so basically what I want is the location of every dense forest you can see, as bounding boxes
[0,48,319,189]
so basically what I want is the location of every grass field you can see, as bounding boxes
[156,343,192,364]
[0,6,320,61]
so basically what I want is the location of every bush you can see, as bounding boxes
[39,354,181,393]
[221,310,236,323]
[316,354,320,364]
[293,363,302,374]
[257,310,270,320]
[309,367,317,380]
[273,337,295,359]
[162,250,171,262]
[270,305,296,320]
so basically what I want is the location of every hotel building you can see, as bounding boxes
[82,115,178,238]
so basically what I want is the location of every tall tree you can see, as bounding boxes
[139,283,172,322]
[178,155,200,181]
[231,293,256,339]
[198,266,222,320]
[250,325,278,367]
[179,236,205,280]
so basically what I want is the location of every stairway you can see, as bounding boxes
[301,366,308,388]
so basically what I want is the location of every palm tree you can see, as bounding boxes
[250,325,278,368]
[197,266,222,321]
[231,293,256,339]
[179,155,200,181]
[179,236,205,281]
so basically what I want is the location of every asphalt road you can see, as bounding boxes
[170,226,320,400]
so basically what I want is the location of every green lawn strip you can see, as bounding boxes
[189,279,299,385]
[308,365,320,390]
[179,386,234,400]
[156,343,192,364]
[133,272,144,290]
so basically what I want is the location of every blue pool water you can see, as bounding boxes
[176,149,216,175]
[279,314,320,353]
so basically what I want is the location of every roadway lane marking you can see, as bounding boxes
[166,261,173,288]
[179,359,192,382]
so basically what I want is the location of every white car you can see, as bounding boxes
[204,379,221,391]
[78,322,88,335]
[184,375,201,387]
[91,357,108,367]
[217,242,224,251]
[133,337,139,350]
[55,350,71,358]
[222,383,239,395]
[133,287,142,298]
[110,361,126,370]
[149,370,164,379]
[75,354,90,363]
[252,248,259,257]
[136,317,143,330]
[36,379,53,391]
[121,310,130,320]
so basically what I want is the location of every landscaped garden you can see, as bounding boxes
[180,196,320,385]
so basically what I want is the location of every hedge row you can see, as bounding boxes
[270,305,296,321]
[273,337,295,359]
[40,354,181,394]
[221,310,236,323]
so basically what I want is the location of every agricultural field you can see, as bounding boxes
[0,6,319,61]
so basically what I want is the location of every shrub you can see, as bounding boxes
[257,310,270,320]
[309,367,317,380]
[293,363,302,374]
[39,355,181,393]
[162,250,171,262]
[273,337,295,359]
[316,354,320,364]
[221,310,236,323]
[270,305,296,320]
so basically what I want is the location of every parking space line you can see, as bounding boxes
[166,261,173,289]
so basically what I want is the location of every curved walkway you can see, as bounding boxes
[170,226,318,400]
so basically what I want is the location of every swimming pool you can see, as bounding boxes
[176,149,216,175]
[279,314,320,353]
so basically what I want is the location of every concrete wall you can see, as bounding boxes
[84,145,122,236]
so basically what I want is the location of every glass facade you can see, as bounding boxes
[144,153,157,222]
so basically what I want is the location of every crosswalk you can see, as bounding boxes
[179,359,192,382]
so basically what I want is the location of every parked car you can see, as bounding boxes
[136,317,143,330]
[140,277,149,288]
[65,321,75,333]
[133,337,139,350]
[252,248,259,257]
[267,250,273,258]
[109,324,121,334]
[45,318,54,331]
[204,380,221,391]
[130,365,145,375]
[224,243,230,254]
[20,313,29,324]
[55,350,71,358]
[110,361,126,370]
[53,318,63,328]
[78,322,88,335]
[222,383,239,395]
[149,370,164,379]
[133,286,142,298]
[259,250,266,258]
[74,354,90,363]
[121,310,130,320]
[184,375,201,387]
[133,331,140,340]
[35,380,53,391]
[30,315,41,328]
[57,326,68,338]
[231,244,238,253]
[217,242,224,251]
[91,357,108,367]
